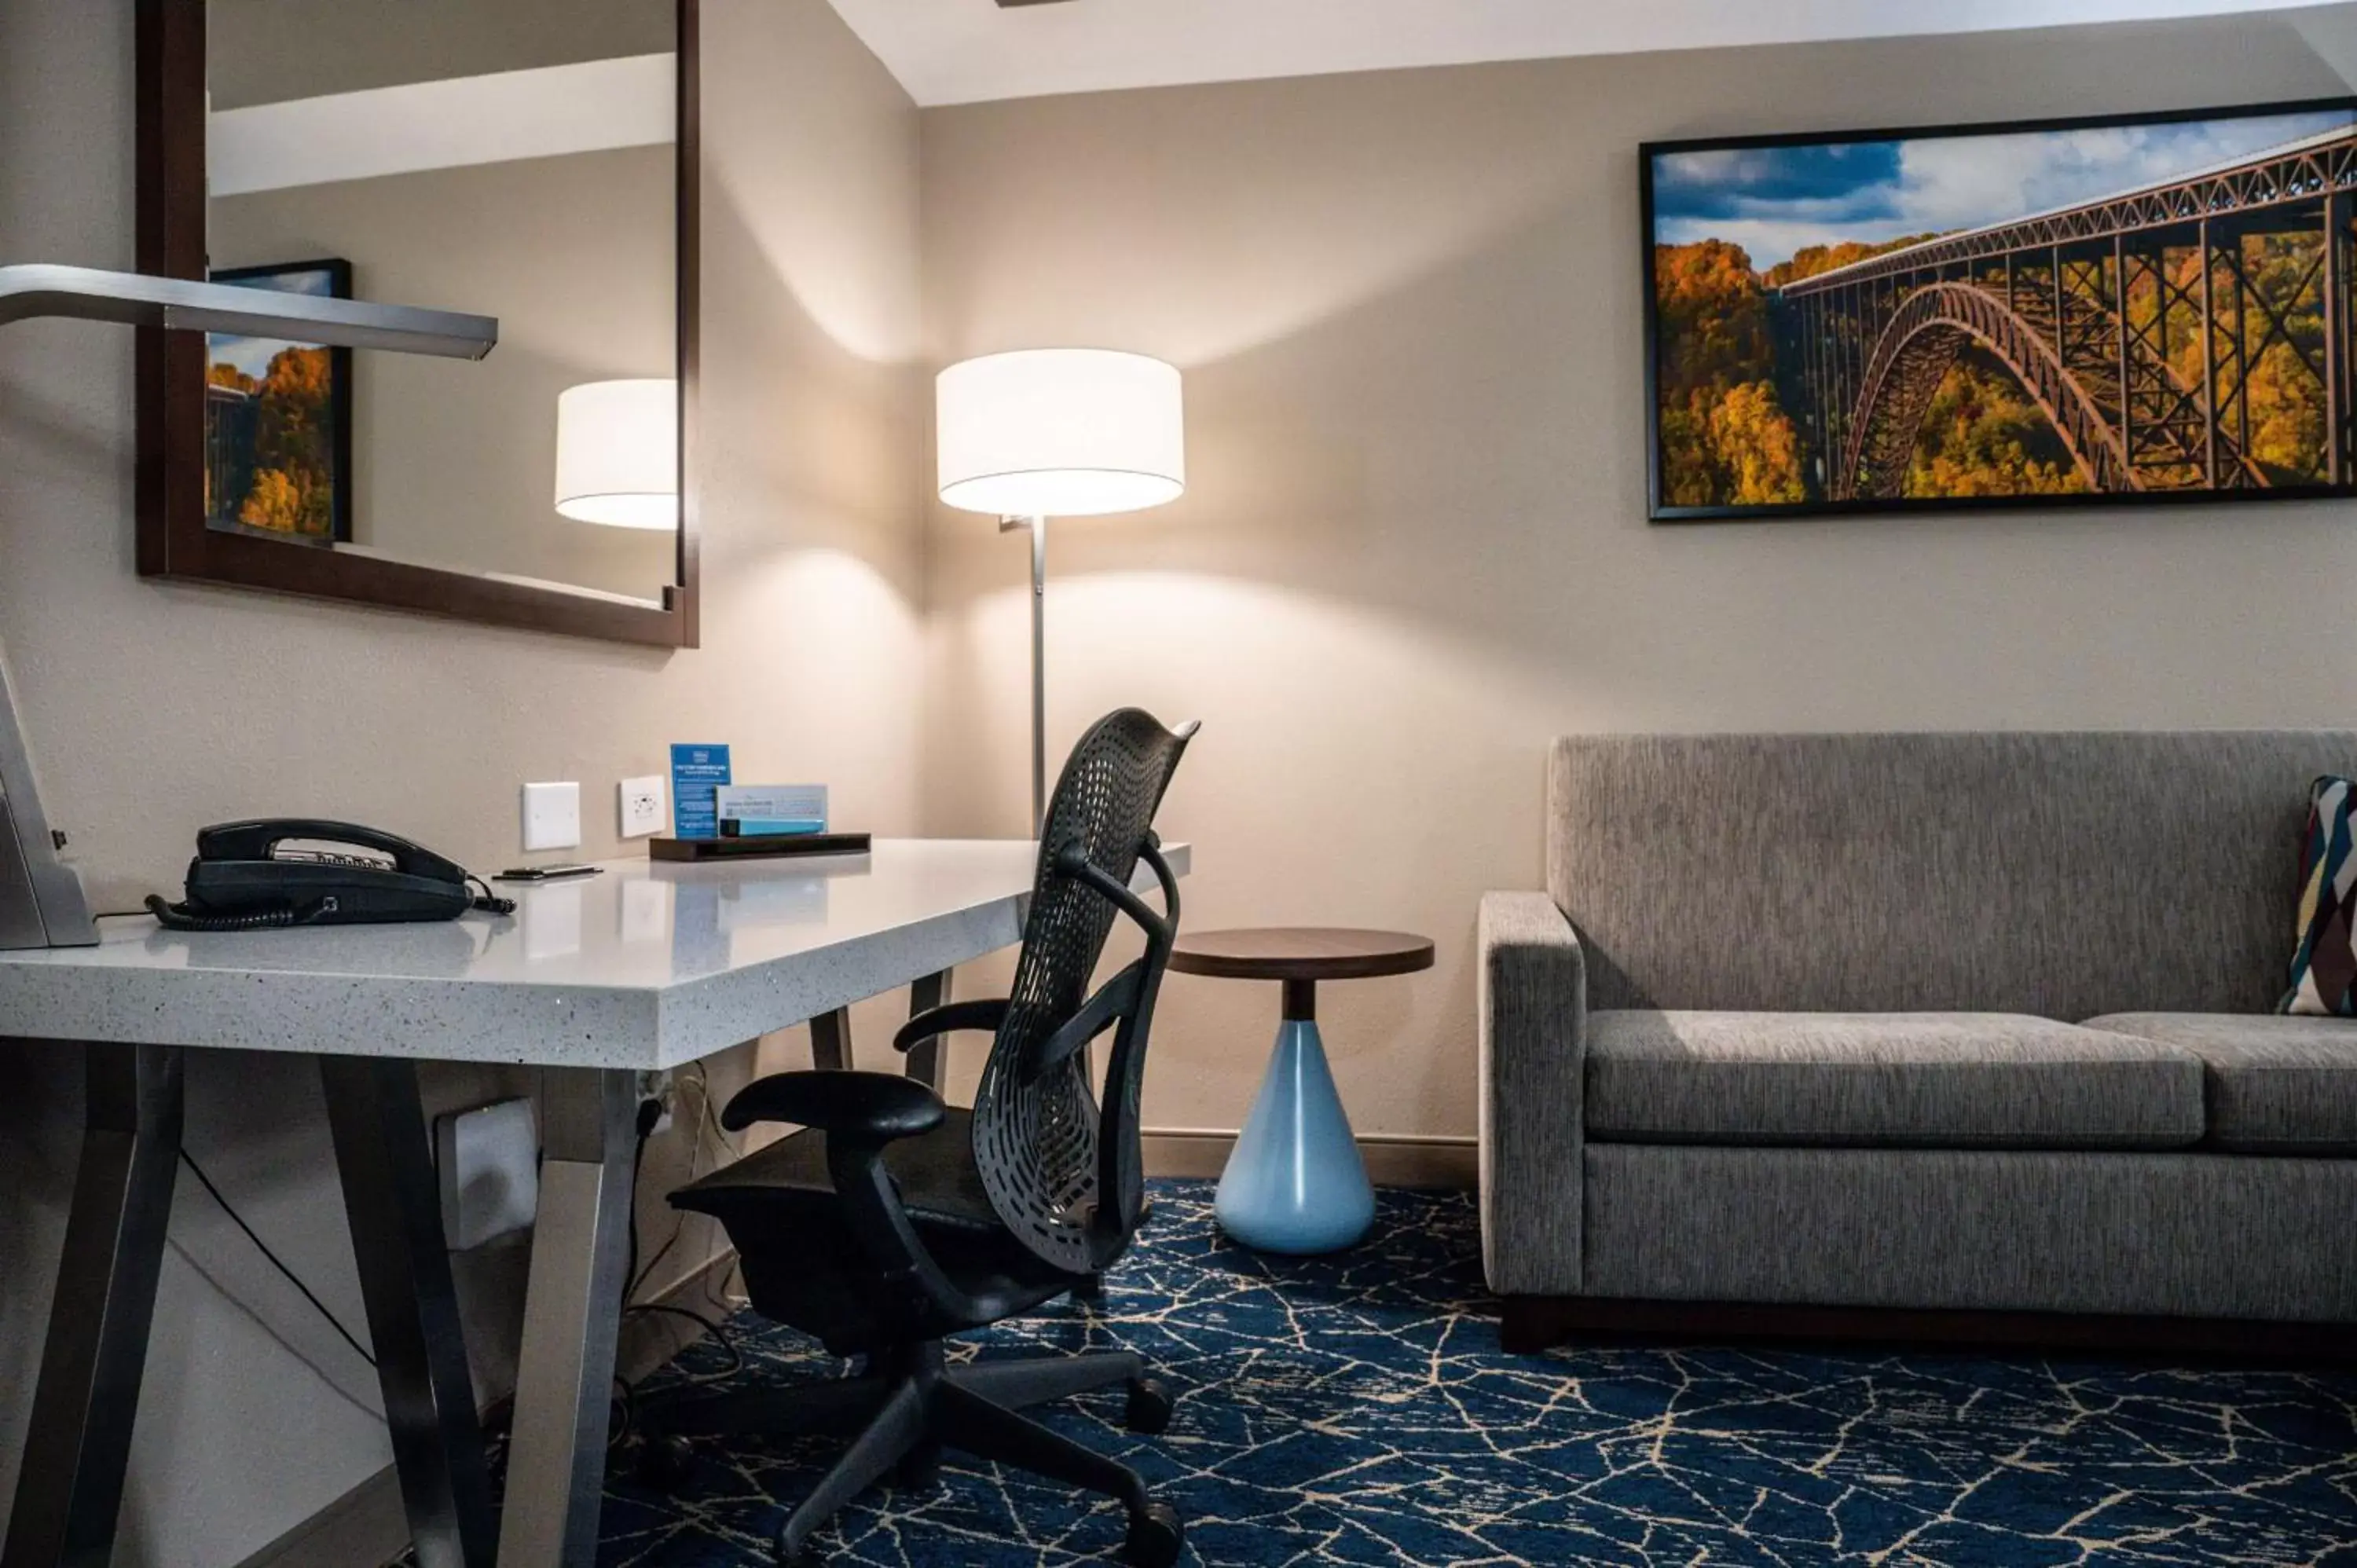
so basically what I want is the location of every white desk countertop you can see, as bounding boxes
[0,838,1189,1070]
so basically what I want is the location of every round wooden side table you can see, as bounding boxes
[1169,927,1435,1254]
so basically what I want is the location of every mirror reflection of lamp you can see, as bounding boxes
[555,378,678,529]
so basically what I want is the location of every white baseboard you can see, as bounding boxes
[1142,1127,1477,1189]
[233,1464,409,1568]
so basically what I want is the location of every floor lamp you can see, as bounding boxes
[0,264,496,949]
[935,349,1186,830]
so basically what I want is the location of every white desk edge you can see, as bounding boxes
[0,838,1191,1069]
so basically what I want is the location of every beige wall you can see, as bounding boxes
[0,0,922,1561]
[919,14,2357,1143]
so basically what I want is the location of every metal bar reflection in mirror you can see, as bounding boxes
[0,263,496,357]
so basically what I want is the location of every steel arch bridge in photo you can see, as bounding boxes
[1769,123,2357,501]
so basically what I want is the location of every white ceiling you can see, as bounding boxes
[826,0,2343,108]
[211,56,674,196]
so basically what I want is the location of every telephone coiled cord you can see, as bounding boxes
[143,894,323,932]
[467,876,517,916]
[141,879,513,930]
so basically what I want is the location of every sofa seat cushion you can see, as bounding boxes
[2080,1013,2357,1154]
[1585,1011,2206,1151]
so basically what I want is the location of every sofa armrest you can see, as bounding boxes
[1478,891,1588,1296]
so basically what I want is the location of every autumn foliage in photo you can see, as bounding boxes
[1651,240,1805,508]
[207,344,339,538]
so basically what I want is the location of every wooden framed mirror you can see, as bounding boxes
[135,0,698,647]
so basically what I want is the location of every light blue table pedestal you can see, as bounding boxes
[1215,1017,1376,1254]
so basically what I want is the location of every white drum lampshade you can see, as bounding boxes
[555,378,678,529]
[937,349,1185,517]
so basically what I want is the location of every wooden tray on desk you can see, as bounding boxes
[649,832,871,862]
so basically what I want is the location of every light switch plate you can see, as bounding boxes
[619,775,666,839]
[521,781,582,851]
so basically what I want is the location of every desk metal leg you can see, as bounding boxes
[808,1008,852,1072]
[498,1068,634,1568]
[320,1057,496,1568]
[904,969,951,1089]
[2,1042,181,1568]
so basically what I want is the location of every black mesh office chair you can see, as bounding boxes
[641,709,1198,1566]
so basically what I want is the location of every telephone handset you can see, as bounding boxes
[145,819,516,932]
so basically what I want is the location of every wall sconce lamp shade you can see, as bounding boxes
[555,378,678,529]
[937,349,1185,516]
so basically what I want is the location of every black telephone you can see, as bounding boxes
[146,820,515,932]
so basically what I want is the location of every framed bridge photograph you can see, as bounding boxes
[1642,97,2357,520]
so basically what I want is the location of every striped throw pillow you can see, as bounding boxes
[2284,775,2357,1017]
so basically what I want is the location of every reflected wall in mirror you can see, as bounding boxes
[137,0,698,647]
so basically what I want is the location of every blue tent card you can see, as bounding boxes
[669,744,732,841]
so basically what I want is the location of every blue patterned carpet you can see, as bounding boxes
[603,1183,2357,1566]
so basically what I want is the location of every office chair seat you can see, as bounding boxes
[673,1109,1083,1354]
[678,1107,1002,1236]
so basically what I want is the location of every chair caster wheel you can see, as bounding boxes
[633,1434,693,1488]
[1124,1377,1174,1435]
[775,1535,827,1567]
[1072,1273,1106,1304]
[1124,1500,1183,1568]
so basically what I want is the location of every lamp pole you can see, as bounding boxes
[1002,513,1049,832]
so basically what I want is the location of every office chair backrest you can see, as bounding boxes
[972,708,1194,1276]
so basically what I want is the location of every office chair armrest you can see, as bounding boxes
[716,1072,985,1324]
[720,1070,945,1141]
[892,998,1010,1053]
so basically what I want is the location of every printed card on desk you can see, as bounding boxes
[715,784,827,837]
[669,744,732,841]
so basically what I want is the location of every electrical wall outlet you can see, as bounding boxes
[635,1068,676,1137]
[521,781,582,852]
[619,775,666,839]
[434,1097,540,1250]
[619,877,669,943]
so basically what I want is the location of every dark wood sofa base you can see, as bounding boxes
[1499,1295,2355,1365]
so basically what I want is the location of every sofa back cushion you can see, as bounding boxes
[1549,731,2357,1017]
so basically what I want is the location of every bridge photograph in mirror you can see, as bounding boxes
[137,0,698,646]
[1643,97,2357,522]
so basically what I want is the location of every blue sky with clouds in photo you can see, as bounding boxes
[207,265,338,381]
[1652,107,2357,271]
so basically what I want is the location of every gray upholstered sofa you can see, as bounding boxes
[1479,732,2357,1355]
